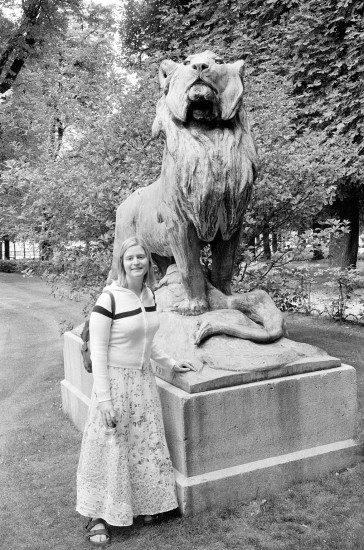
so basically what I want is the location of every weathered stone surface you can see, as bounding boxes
[157,365,361,514]
[156,264,286,345]
[152,310,341,392]
[158,366,358,477]
[175,440,361,515]
[61,329,93,431]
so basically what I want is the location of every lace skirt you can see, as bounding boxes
[76,364,178,526]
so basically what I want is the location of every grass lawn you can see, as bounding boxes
[1,274,363,550]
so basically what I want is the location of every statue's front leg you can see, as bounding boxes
[168,222,208,315]
[210,229,241,295]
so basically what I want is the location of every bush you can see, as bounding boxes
[0,259,50,275]
[17,259,49,276]
[0,260,20,273]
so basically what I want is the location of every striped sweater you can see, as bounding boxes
[89,281,176,402]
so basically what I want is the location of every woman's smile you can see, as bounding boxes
[123,245,149,283]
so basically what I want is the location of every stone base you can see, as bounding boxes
[174,440,360,513]
[62,330,362,514]
[61,329,93,432]
[157,369,361,514]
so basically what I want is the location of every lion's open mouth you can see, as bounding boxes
[187,82,219,122]
[187,99,219,122]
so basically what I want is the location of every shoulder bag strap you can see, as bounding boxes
[151,288,157,308]
[103,290,116,321]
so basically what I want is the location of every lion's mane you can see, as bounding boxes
[153,96,257,242]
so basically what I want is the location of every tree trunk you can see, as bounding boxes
[329,197,359,268]
[4,238,10,260]
[0,1,41,94]
[262,224,271,260]
[40,241,52,261]
[312,218,324,261]
[272,231,278,253]
[246,234,256,260]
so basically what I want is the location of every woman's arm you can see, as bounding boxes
[150,341,197,372]
[89,293,114,402]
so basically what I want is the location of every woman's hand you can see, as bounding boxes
[98,400,117,428]
[172,360,197,373]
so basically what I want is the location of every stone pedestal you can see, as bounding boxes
[158,366,360,513]
[62,327,362,514]
[61,329,93,432]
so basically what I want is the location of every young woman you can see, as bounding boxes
[76,236,195,546]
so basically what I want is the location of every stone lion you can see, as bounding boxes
[110,51,258,315]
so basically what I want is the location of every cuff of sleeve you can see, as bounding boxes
[97,395,112,403]
[94,386,111,403]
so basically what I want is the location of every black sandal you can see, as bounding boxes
[85,518,111,546]
[143,514,161,525]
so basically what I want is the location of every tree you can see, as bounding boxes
[119,0,190,60]
[285,0,364,267]
[0,11,164,293]
[0,0,84,94]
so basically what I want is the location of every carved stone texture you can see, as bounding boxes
[157,264,286,344]
[110,51,258,315]
[151,308,341,393]
[153,265,341,392]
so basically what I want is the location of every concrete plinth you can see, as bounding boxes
[157,368,361,513]
[61,329,93,432]
[62,328,362,514]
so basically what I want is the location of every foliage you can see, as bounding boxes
[231,223,364,318]
[242,68,348,246]
[0,259,19,272]
[235,256,364,324]
[322,267,364,322]
[119,0,190,59]
[286,1,364,157]
[0,7,164,297]
[0,0,84,94]
[0,257,49,274]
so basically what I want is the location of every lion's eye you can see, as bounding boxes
[183,59,191,65]
[215,58,224,65]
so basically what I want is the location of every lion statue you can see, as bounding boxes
[110,51,259,316]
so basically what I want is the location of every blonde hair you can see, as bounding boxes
[116,236,156,289]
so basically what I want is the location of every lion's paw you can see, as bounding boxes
[194,320,213,346]
[176,298,208,316]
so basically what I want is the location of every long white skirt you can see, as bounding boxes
[76,364,178,526]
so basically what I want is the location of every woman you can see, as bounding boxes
[76,236,196,546]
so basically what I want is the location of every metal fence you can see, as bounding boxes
[0,240,40,260]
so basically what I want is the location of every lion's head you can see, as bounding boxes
[156,51,245,124]
[151,52,257,243]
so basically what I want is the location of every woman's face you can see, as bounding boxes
[122,245,149,285]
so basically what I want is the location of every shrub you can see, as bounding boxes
[0,259,51,275]
[0,260,20,273]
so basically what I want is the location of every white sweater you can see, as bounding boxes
[89,282,176,402]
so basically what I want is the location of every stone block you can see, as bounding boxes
[156,365,362,513]
[158,366,358,478]
[62,328,92,431]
